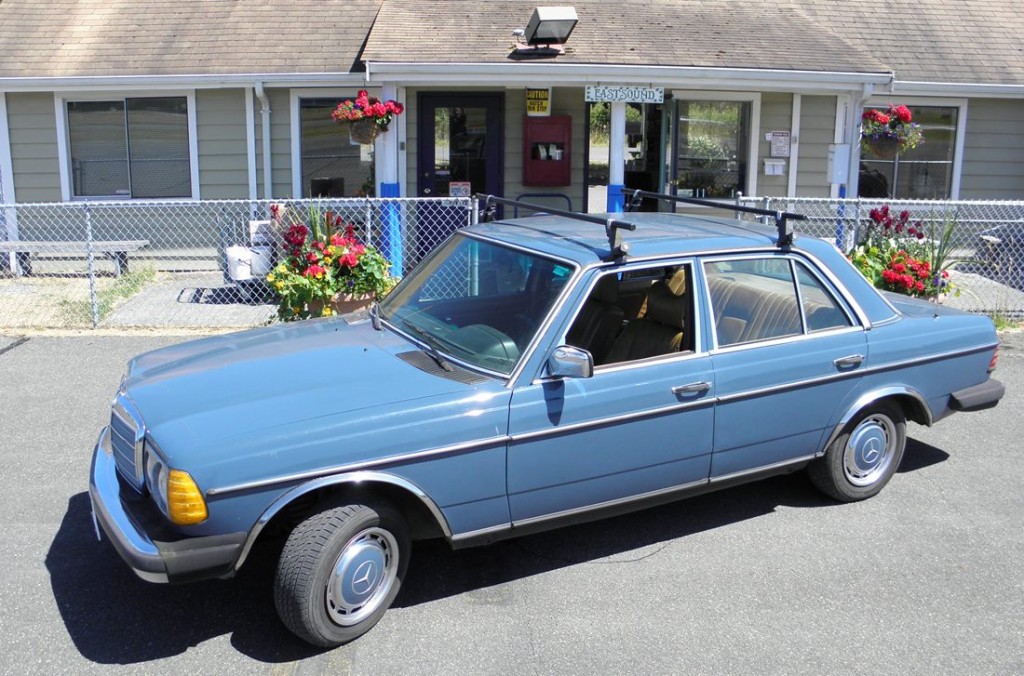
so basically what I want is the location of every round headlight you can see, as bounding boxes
[145,451,169,514]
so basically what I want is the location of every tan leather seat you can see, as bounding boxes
[604,280,687,363]
[567,275,625,364]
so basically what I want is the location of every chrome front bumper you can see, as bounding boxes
[89,426,169,583]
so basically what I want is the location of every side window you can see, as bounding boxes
[705,258,801,347]
[795,263,853,332]
[566,264,693,366]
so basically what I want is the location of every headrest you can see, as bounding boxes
[645,281,687,329]
[593,274,618,303]
[666,268,687,295]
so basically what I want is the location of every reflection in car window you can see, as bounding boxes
[380,236,573,375]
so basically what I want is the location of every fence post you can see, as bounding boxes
[851,199,862,251]
[84,204,100,328]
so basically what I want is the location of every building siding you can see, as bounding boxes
[796,95,837,197]
[6,92,61,202]
[270,88,292,198]
[757,93,793,197]
[960,98,1024,199]
[196,89,249,199]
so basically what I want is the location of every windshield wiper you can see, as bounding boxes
[402,321,454,372]
[370,301,382,331]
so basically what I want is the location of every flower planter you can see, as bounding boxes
[862,136,903,160]
[348,118,380,145]
[308,292,374,316]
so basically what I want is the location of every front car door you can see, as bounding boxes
[506,261,716,525]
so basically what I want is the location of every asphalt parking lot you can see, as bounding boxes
[1,330,1021,676]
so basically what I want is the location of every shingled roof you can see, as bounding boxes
[0,0,384,78]
[0,0,1020,85]
[361,0,1024,85]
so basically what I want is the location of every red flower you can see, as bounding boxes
[915,281,925,293]
[892,104,913,123]
[892,263,906,274]
[876,113,891,125]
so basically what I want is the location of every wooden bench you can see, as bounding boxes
[0,240,149,276]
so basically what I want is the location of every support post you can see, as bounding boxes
[377,84,403,275]
[606,101,626,212]
[84,205,100,328]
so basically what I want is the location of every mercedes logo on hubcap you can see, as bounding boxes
[351,561,378,595]
[862,439,882,464]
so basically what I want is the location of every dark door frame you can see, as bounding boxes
[416,92,505,198]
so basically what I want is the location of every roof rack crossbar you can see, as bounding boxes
[475,194,636,260]
[626,189,805,248]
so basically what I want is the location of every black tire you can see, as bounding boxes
[274,501,410,647]
[808,400,907,502]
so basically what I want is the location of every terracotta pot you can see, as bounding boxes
[862,136,902,160]
[349,118,379,145]
[308,292,374,316]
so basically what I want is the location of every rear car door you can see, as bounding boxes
[701,254,868,478]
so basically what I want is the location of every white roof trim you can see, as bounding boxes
[0,73,368,93]
[892,80,1024,98]
[364,61,895,92]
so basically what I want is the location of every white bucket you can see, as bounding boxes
[226,245,252,281]
[249,245,273,276]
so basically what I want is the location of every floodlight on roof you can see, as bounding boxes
[524,6,578,46]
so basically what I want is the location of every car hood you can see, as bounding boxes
[124,317,481,454]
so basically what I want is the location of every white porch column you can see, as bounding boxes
[606,101,626,212]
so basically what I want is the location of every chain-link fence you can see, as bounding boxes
[0,197,473,329]
[737,197,1024,318]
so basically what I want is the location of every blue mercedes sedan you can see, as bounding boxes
[89,192,1003,647]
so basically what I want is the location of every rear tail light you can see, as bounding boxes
[989,346,999,373]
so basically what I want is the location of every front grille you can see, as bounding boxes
[110,395,145,492]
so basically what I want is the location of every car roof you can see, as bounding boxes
[465,211,792,264]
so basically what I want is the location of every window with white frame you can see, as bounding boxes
[67,97,191,198]
[299,97,374,198]
[673,98,753,199]
[858,104,959,199]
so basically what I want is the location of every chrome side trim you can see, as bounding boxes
[207,435,509,497]
[234,470,454,571]
[819,386,932,455]
[449,523,511,543]
[511,477,709,529]
[715,342,998,406]
[709,454,818,483]
[509,398,713,443]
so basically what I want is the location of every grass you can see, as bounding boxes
[58,267,156,327]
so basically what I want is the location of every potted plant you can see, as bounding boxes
[331,90,405,145]
[267,205,395,321]
[860,104,924,159]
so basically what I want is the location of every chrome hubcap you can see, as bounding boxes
[843,414,896,487]
[325,527,399,626]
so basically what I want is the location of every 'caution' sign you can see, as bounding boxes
[526,88,551,116]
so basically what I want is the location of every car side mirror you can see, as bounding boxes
[547,345,593,379]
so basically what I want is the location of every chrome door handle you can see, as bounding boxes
[834,354,864,369]
[672,381,711,395]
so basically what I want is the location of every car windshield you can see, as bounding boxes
[379,235,575,375]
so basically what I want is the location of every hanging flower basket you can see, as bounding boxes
[348,118,380,145]
[862,136,903,160]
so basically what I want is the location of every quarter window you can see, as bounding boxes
[67,97,191,198]
[795,263,852,332]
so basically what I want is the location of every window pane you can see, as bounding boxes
[858,105,957,199]
[301,98,372,198]
[795,263,852,332]
[675,101,749,198]
[126,97,191,198]
[68,101,129,197]
[705,258,800,346]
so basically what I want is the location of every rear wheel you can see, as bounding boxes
[274,501,410,647]
[809,401,907,502]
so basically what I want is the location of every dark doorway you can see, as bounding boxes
[417,93,504,199]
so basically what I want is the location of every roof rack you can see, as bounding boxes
[476,194,636,260]
[625,189,806,248]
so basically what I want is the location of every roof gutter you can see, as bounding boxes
[363,61,895,92]
[892,80,1024,98]
[0,72,366,93]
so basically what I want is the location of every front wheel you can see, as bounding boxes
[274,501,410,647]
[808,401,907,502]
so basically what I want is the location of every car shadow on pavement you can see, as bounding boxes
[48,439,947,664]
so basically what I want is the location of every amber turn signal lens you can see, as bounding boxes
[167,469,208,525]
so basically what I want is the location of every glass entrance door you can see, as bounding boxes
[417,93,504,198]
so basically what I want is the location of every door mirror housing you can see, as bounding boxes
[547,345,593,379]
